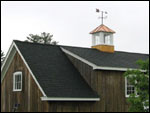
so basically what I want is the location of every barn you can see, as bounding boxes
[1,24,149,112]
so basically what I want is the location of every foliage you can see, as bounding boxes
[1,50,5,66]
[124,59,149,112]
[26,32,58,45]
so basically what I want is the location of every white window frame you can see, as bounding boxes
[95,36,100,45]
[104,34,111,45]
[125,77,138,98]
[13,71,23,92]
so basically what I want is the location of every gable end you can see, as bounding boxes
[1,41,47,97]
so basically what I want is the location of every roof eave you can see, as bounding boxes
[41,97,100,101]
[90,31,116,34]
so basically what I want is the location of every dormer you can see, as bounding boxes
[90,24,116,53]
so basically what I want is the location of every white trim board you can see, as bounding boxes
[61,47,98,69]
[1,42,14,71]
[1,42,16,83]
[61,47,146,72]
[41,97,100,101]
[1,41,47,97]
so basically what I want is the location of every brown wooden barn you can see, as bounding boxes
[1,24,149,112]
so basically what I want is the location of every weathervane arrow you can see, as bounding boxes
[96,8,108,25]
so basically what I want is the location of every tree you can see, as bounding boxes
[1,50,5,66]
[124,59,149,112]
[26,34,41,43]
[26,32,58,45]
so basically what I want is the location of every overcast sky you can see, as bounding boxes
[1,1,149,54]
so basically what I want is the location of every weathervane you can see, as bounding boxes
[96,8,108,25]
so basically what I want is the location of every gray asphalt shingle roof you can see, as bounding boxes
[62,46,149,69]
[14,40,99,99]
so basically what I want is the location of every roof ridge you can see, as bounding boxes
[13,40,58,47]
[114,51,149,55]
[13,40,91,49]
[62,46,149,55]
[13,40,149,55]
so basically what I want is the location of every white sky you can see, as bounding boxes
[1,1,149,54]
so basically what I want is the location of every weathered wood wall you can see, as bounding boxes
[65,54,129,112]
[1,52,129,112]
[1,52,44,112]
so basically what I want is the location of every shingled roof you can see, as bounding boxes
[62,46,149,69]
[14,40,99,99]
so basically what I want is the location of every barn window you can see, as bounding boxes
[13,72,22,92]
[125,77,138,97]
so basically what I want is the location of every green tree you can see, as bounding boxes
[26,34,41,43]
[1,50,5,66]
[124,59,149,112]
[26,32,58,45]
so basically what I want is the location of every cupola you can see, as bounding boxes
[90,24,115,53]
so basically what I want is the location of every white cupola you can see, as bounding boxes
[90,24,116,53]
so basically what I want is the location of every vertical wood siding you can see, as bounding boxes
[65,53,129,112]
